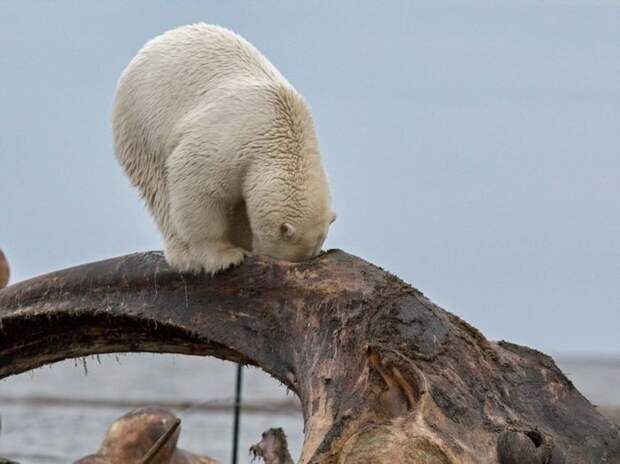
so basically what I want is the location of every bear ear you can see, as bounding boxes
[280,222,296,239]
[330,211,337,224]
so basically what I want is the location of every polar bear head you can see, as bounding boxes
[248,163,336,262]
[252,210,337,262]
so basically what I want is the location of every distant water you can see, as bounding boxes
[555,357,620,407]
[0,354,618,463]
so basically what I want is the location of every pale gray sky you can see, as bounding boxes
[1,1,619,355]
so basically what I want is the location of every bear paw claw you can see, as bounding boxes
[203,247,249,275]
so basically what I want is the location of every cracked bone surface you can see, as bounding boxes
[0,250,618,463]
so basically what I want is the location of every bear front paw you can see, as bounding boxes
[164,239,203,274]
[165,239,249,275]
[203,246,249,275]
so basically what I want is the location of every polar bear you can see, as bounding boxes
[112,24,335,274]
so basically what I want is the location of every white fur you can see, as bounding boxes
[112,24,335,274]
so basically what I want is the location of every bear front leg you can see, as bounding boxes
[190,236,249,275]
[166,199,249,274]
[166,162,249,274]
[163,234,197,273]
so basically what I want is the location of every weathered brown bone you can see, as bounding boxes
[0,250,618,463]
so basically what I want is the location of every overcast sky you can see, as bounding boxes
[1,1,619,356]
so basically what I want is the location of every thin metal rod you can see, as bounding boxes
[231,363,244,464]
[140,418,181,464]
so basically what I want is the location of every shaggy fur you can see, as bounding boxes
[112,24,335,274]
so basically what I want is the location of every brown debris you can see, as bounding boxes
[250,428,294,464]
[73,407,220,464]
[0,249,9,289]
